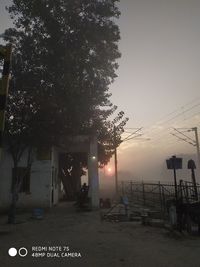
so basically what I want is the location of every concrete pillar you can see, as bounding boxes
[88,136,99,209]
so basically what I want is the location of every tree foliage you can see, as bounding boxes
[4,0,128,166]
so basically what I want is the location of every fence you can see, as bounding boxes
[119,180,200,218]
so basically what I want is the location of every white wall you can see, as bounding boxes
[51,147,59,206]
[0,147,59,210]
[0,150,13,209]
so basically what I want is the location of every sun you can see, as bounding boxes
[107,167,112,173]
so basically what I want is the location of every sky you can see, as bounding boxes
[0,0,200,182]
[109,0,200,182]
[112,0,200,122]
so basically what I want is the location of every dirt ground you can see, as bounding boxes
[0,202,200,267]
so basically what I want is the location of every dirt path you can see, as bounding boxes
[0,202,200,267]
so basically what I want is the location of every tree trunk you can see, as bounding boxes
[8,161,18,224]
[8,147,33,224]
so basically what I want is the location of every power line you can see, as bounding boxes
[183,111,200,121]
[125,97,200,145]
[143,107,200,141]
[122,127,142,142]
[124,127,143,130]
[150,125,197,145]
[170,133,196,146]
[173,128,196,144]
[143,96,200,131]
[158,103,200,125]
[122,134,144,142]
[143,100,200,138]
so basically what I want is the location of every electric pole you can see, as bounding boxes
[112,126,148,197]
[192,127,200,170]
[171,127,200,181]
[113,126,118,196]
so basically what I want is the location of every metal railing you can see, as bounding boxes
[119,180,200,218]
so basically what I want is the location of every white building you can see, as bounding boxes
[0,136,99,211]
[0,146,60,210]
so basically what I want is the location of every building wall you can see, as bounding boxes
[51,146,59,206]
[0,150,13,209]
[0,147,59,210]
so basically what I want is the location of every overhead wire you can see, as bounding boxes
[143,96,200,131]
[170,133,196,146]
[144,106,200,142]
[122,96,200,150]
[147,103,200,133]
[172,128,196,143]
[122,127,142,142]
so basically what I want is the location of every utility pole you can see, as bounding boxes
[113,126,118,196]
[171,127,200,182]
[192,127,200,170]
[172,156,178,202]
[112,126,148,196]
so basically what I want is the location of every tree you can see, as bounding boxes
[4,54,37,223]
[4,0,128,200]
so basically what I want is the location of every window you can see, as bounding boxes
[12,167,30,193]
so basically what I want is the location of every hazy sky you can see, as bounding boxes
[112,0,200,126]
[1,0,200,180]
[110,0,200,180]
